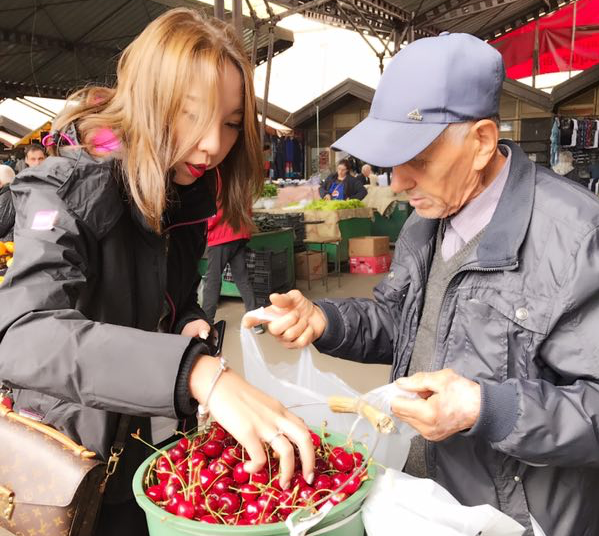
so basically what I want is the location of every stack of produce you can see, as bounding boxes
[304,199,365,211]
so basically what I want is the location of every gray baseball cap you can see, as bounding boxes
[332,32,505,167]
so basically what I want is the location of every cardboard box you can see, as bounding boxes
[349,236,390,258]
[295,251,327,281]
[350,254,392,275]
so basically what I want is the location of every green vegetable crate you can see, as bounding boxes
[133,428,376,536]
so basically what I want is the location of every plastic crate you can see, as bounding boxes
[251,249,287,273]
[251,267,287,291]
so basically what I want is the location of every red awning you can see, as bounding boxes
[491,0,599,79]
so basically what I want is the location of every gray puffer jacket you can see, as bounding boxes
[314,140,599,536]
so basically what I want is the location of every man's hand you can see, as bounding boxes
[241,290,327,349]
[391,369,481,441]
[323,194,332,201]
[181,318,211,340]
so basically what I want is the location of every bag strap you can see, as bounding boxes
[99,414,131,494]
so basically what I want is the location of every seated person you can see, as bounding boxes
[319,159,367,200]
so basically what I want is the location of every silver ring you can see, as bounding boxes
[265,431,284,445]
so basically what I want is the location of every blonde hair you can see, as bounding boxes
[54,9,263,233]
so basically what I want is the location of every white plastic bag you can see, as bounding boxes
[240,327,415,471]
[362,469,526,536]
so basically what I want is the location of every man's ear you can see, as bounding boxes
[471,119,499,172]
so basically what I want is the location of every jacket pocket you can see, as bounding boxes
[445,289,551,383]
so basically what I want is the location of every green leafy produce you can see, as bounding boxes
[262,183,278,198]
[305,199,365,211]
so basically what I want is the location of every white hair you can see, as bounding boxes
[0,165,15,186]
[361,164,372,174]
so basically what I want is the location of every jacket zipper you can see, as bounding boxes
[424,261,518,477]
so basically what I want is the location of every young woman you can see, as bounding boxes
[0,9,314,535]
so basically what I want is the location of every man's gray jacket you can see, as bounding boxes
[315,140,599,536]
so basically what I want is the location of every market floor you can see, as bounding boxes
[216,272,392,394]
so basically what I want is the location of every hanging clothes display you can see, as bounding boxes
[553,116,599,193]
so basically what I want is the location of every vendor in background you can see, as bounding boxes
[319,158,367,201]
[356,164,377,186]
[203,172,265,335]
[0,164,15,241]
[24,144,46,167]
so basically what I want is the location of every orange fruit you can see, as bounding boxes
[0,243,6,256]
[4,242,13,254]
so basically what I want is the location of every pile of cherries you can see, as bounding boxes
[142,422,369,525]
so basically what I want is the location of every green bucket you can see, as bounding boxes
[133,428,376,536]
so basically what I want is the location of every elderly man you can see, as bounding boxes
[356,164,376,186]
[0,164,15,241]
[244,33,599,536]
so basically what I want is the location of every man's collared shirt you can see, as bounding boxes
[441,145,512,261]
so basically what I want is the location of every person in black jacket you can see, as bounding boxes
[0,10,314,536]
[319,158,367,200]
[0,164,15,241]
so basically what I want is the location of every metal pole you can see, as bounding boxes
[232,0,243,36]
[532,19,539,88]
[214,0,225,20]
[260,25,275,143]
[316,104,320,173]
[251,27,259,66]
[568,0,578,79]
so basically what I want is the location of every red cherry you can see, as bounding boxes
[233,462,250,484]
[328,491,348,506]
[190,451,206,470]
[156,456,173,481]
[331,472,348,489]
[199,468,217,491]
[244,501,262,521]
[175,460,189,482]
[222,445,241,465]
[240,483,260,502]
[278,489,295,517]
[208,458,231,477]
[343,474,362,495]
[204,492,220,511]
[250,468,269,485]
[162,478,182,500]
[212,476,234,496]
[218,492,241,514]
[315,458,328,473]
[313,474,332,491]
[352,451,364,468]
[329,449,354,473]
[144,484,163,502]
[209,425,227,441]
[291,472,308,489]
[298,486,317,505]
[257,491,277,515]
[202,440,223,458]
[168,446,186,464]
[194,501,207,519]
[165,493,185,514]
[199,514,218,523]
[309,431,322,448]
[177,437,190,452]
[176,500,195,519]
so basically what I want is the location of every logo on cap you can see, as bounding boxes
[407,109,423,122]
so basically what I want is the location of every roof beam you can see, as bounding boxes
[415,0,521,27]
[0,28,118,59]
[0,80,70,100]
